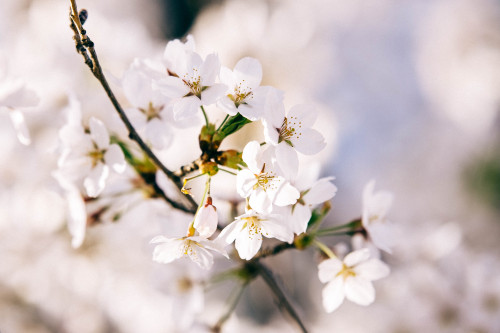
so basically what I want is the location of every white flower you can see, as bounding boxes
[318,248,390,313]
[150,235,228,270]
[0,77,39,145]
[218,57,278,121]
[154,35,226,121]
[263,104,326,178]
[193,197,218,238]
[361,180,395,253]
[236,141,299,213]
[289,177,337,235]
[122,58,174,150]
[218,209,293,260]
[57,108,126,197]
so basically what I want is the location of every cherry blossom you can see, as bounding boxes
[122,58,174,150]
[218,209,293,260]
[318,248,390,313]
[154,35,226,121]
[288,177,337,235]
[236,141,299,213]
[151,235,228,270]
[57,107,126,197]
[263,104,326,178]
[218,57,279,121]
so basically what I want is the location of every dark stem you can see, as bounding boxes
[68,0,197,213]
[255,262,308,333]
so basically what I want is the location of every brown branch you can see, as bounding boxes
[68,0,197,213]
[255,262,308,333]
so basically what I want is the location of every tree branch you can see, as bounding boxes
[68,0,197,213]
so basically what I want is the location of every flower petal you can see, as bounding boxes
[304,177,337,205]
[274,181,300,207]
[344,248,371,267]
[355,259,390,281]
[83,163,109,197]
[318,258,343,283]
[172,96,201,121]
[292,128,326,155]
[104,144,126,173]
[344,277,375,306]
[290,204,311,235]
[89,117,109,149]
[235,229,262,260]
[234,57,262,89]
[322,277,345,313]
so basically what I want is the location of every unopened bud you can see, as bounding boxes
[79,9,88,25]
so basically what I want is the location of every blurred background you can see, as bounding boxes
[1,0,500,332]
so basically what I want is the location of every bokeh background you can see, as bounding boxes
[1,0,500,332]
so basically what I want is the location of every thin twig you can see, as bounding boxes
[256,262,308,333]
[212,281,248,332]
[68,0,197,213]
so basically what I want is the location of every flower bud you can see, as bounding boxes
[193,197,218,238]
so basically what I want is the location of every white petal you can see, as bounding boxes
[322,278,345,313]
[172,96,201,121]
[366,223,394,254]
[188,244,214,270]
[290,204,312,235]
[275,143,298,180]
[9,109,30,145]
[260,218,293,243]
[262,118,280,145]
[217,220,244,244]
[122,65,152,107]
[236,169,257,198]
[152,238,184,263]
[274,181,300,207]
[242,141,262,173]
[355,259,390,281]
[318,258,343,283]
[104,144,126,173]
[66,186,87,249]
[200,53,220,86]
[304,177,337,205]
[344,248,371,267]
[235,229,262,260]
[83,163,109,197]
[234,57,262,89]
[287,104,317,128]
[344,277,375,306]
[217,96,238,116]
[249,190,273,214]
[154,76,189,99]
[200,83,227,105]
[219,66,235,87]
[292,128,326,155]
[89,117,109,149]
[145,118,173,150]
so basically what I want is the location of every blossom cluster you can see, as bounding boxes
[52,34,394,316]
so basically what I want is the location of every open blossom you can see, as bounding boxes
[122,58,174,150]
[318,248,390,313]
[154,35,226,121]
[218,57,279,121]
[237,141,300,213]
[361,180,395,253]
[218,209,294,260]
[151,235,227,270]
[193,197,218,238]
[263,104,326,178]
[288,177,337,235]
[57,111,126,198]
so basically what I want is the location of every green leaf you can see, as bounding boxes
[218,113,251,139]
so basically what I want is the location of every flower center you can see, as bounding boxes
[229,81,253,107]
[138,101,164,121]
[176,277,194,293]
[88,148,105,168]
[336,263,357,280]
[254,164,278,192]
[242,217,262,237]
[278,116,302,146]
[182,68,205,98]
